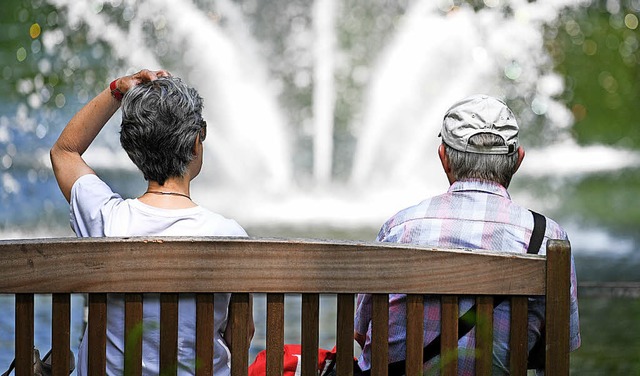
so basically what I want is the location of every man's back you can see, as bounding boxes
[355,179,580,374]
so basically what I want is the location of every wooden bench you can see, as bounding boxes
[0,237,571,376]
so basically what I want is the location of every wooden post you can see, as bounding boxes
[160,293,179,375]
[545,240,571,375]
[301,294,320,376]
[88,293,107,375]
[266,293,285,375]
[195,293,215,376]
[124,293,143,376]
[371,294,389,376]
[336,294,355,376]
[406,294,424,375]
[52,293,71,375]
[15,294,34,376]
[475,296,494,375]
[509,296,528,375]
[441,296,458,376]
[230,293,250,376]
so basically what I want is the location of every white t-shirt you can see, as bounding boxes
[71,174,247,376]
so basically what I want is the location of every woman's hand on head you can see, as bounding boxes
[114,69,171,96]
[51,68,171,203]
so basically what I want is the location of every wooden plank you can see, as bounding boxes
[15,293,34,376]
[88,293,107,375]
[370,294,388,376]
[301,294,319,376]
[475,296,493,375]
[229,293,250,376]
[266,293,285,376]
[336,294,355,376]
[160,293,179,375]
[509,296,528,376]
[195,293,214,376]
[52,293,71,375]
[441,296,458,376]
[124,293,143,376]
[405,294,424,375]
[545,240,571,376]
[0,238,545,295]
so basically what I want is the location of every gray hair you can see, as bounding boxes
[119,77,204,185]
[444,133,519,188]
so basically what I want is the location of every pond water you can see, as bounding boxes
[1,0,639,374]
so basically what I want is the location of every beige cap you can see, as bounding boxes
[440,94,519,155]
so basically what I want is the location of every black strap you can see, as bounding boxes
[528,210,546,255]
[368,210,547,376]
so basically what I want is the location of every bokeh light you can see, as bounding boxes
[29,22,41,38]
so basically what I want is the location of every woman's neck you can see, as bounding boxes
[138,179,196,209]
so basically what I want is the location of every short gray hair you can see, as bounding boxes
[444,133,519,188]
[120,77,204,185]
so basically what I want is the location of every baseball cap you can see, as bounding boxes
[440,94,519,155]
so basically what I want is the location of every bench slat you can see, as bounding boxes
[476,296,494,375]
[509,296,528,375]
[405,294,424,375]
[301,294,320,376]
[336,294,355,376]
[88,293,107,374]
[15,293,34,376]
[441,296,458,376]
[0,238,546,295]
[371,294,389,376]
[160,293,179,375]
[229,293,250,376]
[195,293,214,376]
[545,241,571,375]
[124,293,143,376]
[52,293,71,375]
[266,293,285,375]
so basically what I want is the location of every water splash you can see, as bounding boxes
[351,0,582,188]
[46,0,292,192]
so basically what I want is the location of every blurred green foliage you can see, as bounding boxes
[571,297,640,374]
[0,0,115,113]
[548,1,640,149]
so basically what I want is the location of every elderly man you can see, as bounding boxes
[354,95,580,375]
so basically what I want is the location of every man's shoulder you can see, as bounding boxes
[536,213,568,241]
[377,195,444,241]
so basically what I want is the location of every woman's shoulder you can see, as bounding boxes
[195,207,248,237]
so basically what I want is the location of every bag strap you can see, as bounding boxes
[1,359,15,376]
[528,210,546,255]
[1,347,75,376]
[374,210,547,375]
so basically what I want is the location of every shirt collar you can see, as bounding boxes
[448,179,511,199]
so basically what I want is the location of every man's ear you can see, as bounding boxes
[438,143,455,185]
[513,146,525,173]
[438,144,451,173]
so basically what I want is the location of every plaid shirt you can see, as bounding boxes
[355,180,581,375]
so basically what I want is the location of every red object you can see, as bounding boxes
[110,79,123,101]
[248,344,336,376]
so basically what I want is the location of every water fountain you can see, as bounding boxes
[3,0,640,232]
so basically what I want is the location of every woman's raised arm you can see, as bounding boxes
[50,69,170,202]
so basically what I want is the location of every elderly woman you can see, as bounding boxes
[50,69,252,375]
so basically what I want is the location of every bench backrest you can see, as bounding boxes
[0,237,571,376]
